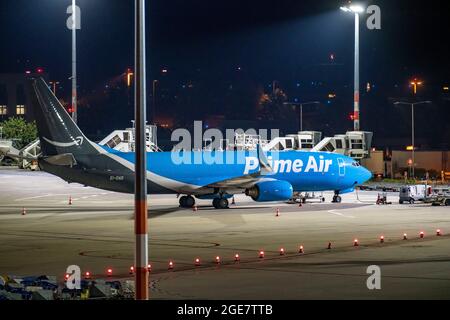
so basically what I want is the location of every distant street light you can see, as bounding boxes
[410,79,423,95]
[340,4,365,131]
[284,101,320,132]
[49,81,60,96]
[394,101,432,179]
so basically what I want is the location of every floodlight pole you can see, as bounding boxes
[353,12,360,131]
[72,0,78,124]
[134,0,148,300]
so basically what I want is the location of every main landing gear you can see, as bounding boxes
[179,195,230,209]
[332,191,342,203]
[213,198,229,209]
[179,195,195,208]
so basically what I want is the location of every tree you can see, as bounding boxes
[0,117,38,150]
[257,87,289,121]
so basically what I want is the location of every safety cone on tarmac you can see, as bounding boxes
[68,196,73,205]
[22,207,26,216]
[193,205,198,212]
[298,245,304,254]
[275,208,280,217]
[436,229,442,236]
[420,231,425,239]
[403,233,408,240]
[353,239,359,247]
[380,235,385,244]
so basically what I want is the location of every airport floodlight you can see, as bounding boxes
[349,5,365,13]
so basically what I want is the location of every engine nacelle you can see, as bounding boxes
[245,180,293,202]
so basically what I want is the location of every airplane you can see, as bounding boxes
[29,78,372,209]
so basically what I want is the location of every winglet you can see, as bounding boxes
[257,144,273,175]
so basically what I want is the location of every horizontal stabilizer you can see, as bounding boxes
[43,153,77,166]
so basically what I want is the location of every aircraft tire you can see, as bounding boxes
[179,196,187,207]
[180,195,195,208]
[213,198,229,209]
[185,196,195,208]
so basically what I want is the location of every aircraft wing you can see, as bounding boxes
[205,145,274,189]
[206,172,264,189]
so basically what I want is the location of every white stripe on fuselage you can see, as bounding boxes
[88,141,202,192]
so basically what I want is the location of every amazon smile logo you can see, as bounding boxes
[43,136,84,147]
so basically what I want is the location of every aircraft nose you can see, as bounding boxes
[360,167,372,183]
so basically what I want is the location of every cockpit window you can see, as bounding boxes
[352,162,361,167]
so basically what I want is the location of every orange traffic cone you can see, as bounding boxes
[22,208,26,216]
[275,208,280,217]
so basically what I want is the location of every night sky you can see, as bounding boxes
[1,0,449,148]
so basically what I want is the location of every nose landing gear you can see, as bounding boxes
[332,191,342,203]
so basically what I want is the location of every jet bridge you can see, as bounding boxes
[311,131,373,160]
[99,123,161,152]
[228,130,373,160]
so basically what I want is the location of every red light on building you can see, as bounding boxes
[349,113,355,121]
[36,68,44,74]
[84,271,91,279]
[107,268,113,276]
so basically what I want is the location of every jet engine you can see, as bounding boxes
[245,180,293,202]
